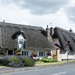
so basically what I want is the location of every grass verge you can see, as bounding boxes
[0,65,10,68]
[35,60,75,66]
[0,62,11,68]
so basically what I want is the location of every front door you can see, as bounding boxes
[8,50,13,55]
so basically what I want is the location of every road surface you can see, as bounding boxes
[0,63,75,75]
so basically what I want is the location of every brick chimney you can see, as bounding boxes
[46,25,50,39]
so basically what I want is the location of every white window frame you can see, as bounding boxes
[39,52,45,56]
[22,51,28,56]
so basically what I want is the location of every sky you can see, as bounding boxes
[0,0,75,32]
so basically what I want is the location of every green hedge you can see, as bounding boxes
[41,58,58,62]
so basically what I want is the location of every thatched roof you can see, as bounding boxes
[53,27,75,51]
[0,22,55,50]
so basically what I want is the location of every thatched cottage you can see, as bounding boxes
[0,22,55,58]
[51,27,75,61]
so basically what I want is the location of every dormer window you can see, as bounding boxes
[18,34,25,50]
[19,39,24,44]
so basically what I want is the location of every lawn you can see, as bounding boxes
[0,62,10,68]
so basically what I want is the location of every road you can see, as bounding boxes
[0,64,75,75]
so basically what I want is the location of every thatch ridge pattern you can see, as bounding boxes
[53,27,75,51]
[0,22,55,50]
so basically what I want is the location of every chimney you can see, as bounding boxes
[69,28,72,32]
[46,25,50,39]
[3,20,5,23]
[50,27,54,36]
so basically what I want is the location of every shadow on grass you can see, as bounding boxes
[0,63,5,66]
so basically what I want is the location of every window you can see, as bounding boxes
[22,51,28,56]
[39,52,45,56]
[19,39,24,44]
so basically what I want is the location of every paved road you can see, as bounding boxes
[0,64,75,75]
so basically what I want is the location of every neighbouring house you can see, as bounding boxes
[0,22,55,59]
[51,27,75,61]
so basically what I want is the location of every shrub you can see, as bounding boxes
[41,58,58,62]
[0,50,6,55]
[0,58,3,63]
[2,55,35,67]
[2,55,24,67]
[22,56,35,66]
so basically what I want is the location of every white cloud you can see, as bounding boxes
[1,0,70,15]
[0,0,75,32]
[65,6,75,24]
[0,3,30,25]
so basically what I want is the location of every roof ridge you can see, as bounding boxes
[0,22,44,30]
[55,27,75,35]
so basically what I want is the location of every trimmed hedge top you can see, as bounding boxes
[41,58,58,62]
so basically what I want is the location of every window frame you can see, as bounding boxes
[22,51,28,56]
[39,52,45,56]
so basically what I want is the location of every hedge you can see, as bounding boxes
[41,58,58,62]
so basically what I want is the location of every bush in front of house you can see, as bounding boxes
[0,50,6,55]
[21,56,35,66]
[2,55,35,67]
[41,58,58,62]
[2,55,24,67]
[0,58,3,63]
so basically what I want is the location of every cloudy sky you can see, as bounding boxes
[0,0,75,32]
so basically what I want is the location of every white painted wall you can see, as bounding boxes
[57,49,62,61]
[22,50,48,58]
[53,38,60,46]
[62,50,75,60]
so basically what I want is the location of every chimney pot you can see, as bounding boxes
[69,28,72,32]
[47,25,48,28]
[3,20,5,23]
